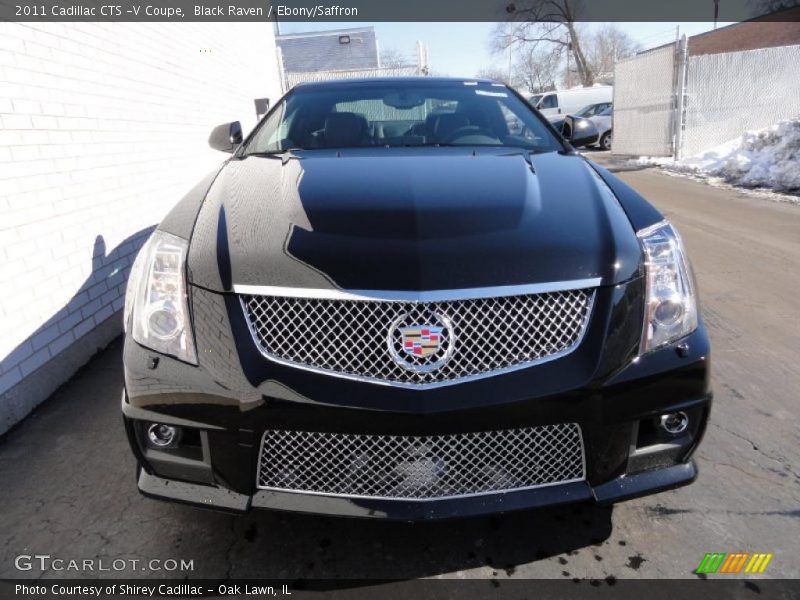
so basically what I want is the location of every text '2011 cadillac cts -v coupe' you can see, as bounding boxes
[122,78,711,520]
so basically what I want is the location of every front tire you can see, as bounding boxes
[600,131,612,151]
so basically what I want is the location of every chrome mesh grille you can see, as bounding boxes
[257,425,585,499]
[240,288,593,386]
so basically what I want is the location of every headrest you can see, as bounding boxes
[324,112,367,147]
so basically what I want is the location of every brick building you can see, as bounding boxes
[688,9,800,55]
[0,23,283,434]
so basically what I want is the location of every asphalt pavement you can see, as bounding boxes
[1,155,798,580]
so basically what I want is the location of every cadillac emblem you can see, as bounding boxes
[399,325,443,357]
[388,312,455,373]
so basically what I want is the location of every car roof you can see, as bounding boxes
[293,76,504,90]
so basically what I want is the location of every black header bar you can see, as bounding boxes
[5,0,800,22]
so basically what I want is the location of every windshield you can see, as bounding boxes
[575,103,610,117]
[242,80,562,155]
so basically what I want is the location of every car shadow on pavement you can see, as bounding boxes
[216,501,614,580]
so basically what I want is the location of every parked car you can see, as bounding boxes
[574,102,612,118]
[529,86,613,120]
[590,106,613,150]
[549,114,600,147]
[123,77,710,521]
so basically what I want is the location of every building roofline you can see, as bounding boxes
[688,6,800,42]
[276,26,375,40]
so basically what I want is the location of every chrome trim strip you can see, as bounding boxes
[256,476,588,501]
[254,424,588,501]
[238,291,596,390]
[233,278,602,302]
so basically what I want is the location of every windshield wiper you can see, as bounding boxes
[413,142,461,147]
[241,148,306,164]
[380,142,474,148]
[243,148,304,157]
[499,148,554,156]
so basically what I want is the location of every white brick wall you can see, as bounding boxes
[0,23,283,433]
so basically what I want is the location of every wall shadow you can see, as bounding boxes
[0,226,155,433]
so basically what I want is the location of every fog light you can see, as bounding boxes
[659,412,689,435]
[147,423,181,448]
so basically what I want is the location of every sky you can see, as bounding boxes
[278,21,735,78]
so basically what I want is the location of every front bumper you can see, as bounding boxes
[122,280,711,521]
[123,350,711,521]
[136,461,699,520]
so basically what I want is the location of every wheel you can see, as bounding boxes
[600,131,612,151]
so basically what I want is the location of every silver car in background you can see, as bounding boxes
[590,106,613,150]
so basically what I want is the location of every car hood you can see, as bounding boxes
[187,147,642,292]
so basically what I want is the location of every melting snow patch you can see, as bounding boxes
[634,119,800,197]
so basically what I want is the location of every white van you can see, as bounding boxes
[529,86,613,121]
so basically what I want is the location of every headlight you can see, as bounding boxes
[124,230,197,364]
[575,120,589,129]
[638,220,698,353]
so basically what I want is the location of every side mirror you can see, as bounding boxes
[254,97,270,120]
[208,121,243,153]
[564,115,599,148]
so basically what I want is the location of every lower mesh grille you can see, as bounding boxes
[257,424,585,500]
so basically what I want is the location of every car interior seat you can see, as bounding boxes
[322,112,371,147]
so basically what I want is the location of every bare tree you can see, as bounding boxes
[475,67,514,86]
[585,24,641,83]
[493,0,595,86]
[380,48,412,69]
[513,46,562,92]
[746,0,800,17]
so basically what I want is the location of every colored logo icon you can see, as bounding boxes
[696,552,773,574]
[400,325,443,357]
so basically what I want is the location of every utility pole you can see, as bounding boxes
[416,40,429,75]
[566,41,572,88]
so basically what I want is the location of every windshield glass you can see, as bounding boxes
[243,80,562,154]
[575,103,610,117]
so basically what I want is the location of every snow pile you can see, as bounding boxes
[636,119,800,194]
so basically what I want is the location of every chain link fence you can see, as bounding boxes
[612,41,800,158]
[612,43,678,157]
[681,45,800,158]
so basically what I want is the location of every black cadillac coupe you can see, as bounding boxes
[122,78,711,520]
